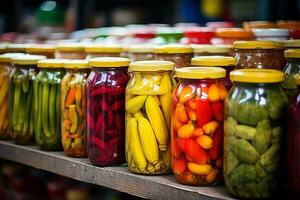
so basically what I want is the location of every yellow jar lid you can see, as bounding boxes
[13,55,46,65]
[38,59,66,68]
[0,44,7,53]
[56,43,84,52]
[284,49,300,58]
[294,74,300,85]
[128,44,154,53]
[64,60,89,69]
[154,44,193,54]
[234,41,276,49]
[85,44,122,53]
[192,56,237,67]
[192,44,232,53]
[89,57,130,68]
[230,69,284,83]
[175,67,226,79]
[6,44,27,53]
[284,40,300,48]
[129,60,175,71]
[26,44,56,53]
[0,53,24,63]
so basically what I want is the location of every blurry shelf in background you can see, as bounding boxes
[0,141,235,200]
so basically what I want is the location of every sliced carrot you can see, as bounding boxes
[65,87,76,107]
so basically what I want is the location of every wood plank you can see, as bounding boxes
[0,141,235,200]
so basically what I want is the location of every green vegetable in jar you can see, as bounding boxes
[252,120,272,154]
[230,139,259,164]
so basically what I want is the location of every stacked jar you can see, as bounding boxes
[212,28,253,45]
[154,44,193,68]
[10,55,46,145]
[192,44,232,57]
[55,43,85,59]
[282,49,300,101]
[125,60,175,174]
[87,57,130,166]
[85,45,122,59]
[127,45,154,61]
[26,44,56,58]
[191,56,237,90]
[34,59,66,150]
[224,69,287,198]
[61,60,90,158]
[234,41,282,70]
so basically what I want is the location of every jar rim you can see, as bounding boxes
[230,69,284,83]
[38,59,68,68]
[175,67,226,79]
[13,55,46,65]
[192,56,237,67]
[129,60,174,71]
[154,44,193,54]
[234,41,276,49]
[284,49,300,58]
[89,57,130,68]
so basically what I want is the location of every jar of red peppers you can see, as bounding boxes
[126,60,175,174]
[287,74,300,197]
[171,67,227,185]
[61,60,90,158]
[85,44,122,59]
[26,44,56,58]
[55,43,85,59]
[191,56,237,90]
[212,28,253,45]
[154,44,193,68]
[87,57,130,166]
[234,41,282,70]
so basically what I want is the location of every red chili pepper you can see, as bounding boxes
[87,113,95,130]
[100,98,109,112]
[178,139,209,164]
[212,102,224,121]
[90,86,118,97]
[91,137,107,150]
[115,113,123,130]
[209,126,223,160]
[112,101,125,111]
[196,99,212,128]
[95,115,105,134]
[173,158,187,175]
[107,109,114,128]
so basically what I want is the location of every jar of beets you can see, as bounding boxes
[87,57,130,166]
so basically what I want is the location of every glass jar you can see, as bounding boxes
[154,44,193,68]
[243,21,277,30]
[192,44,232,57]
[6,44,27,53]
[224,69,287,198]
[284,40,300,49]
[87,57,130,166]
[10,55,46,145]
[125,60,175,174]
[85,45,122,59]
[212,28,253,45]
[61,60,89,158]
[191,56,236,90]
[234,41,282,70]
[128,45,154,61]
[282,49,300,101]
[171,67,227,185]
[55,43,85,59]
[34,59,66,150]
[26,44,56,58]
[275,41,286,71]
[287,74,300,196]
[252,28,290,41]
[181,27,215,44]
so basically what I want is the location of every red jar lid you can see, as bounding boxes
[184,27,215,38]
[133,31,156,39]
[206,21,235,29]
[290,28,300,39]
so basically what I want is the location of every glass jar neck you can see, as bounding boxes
[286,58,300,65]
[92,67,128,72]
[233,82,280,88]
[66,68,90,73]
[131,70,171,76]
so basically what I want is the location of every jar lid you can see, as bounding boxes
[85,44,122,53]
[128,44,154,53]
[243,21,277,30]
[284,40,300,48]
[252,28,290,37]
[184,27,215,38]
[0,53,24,63]
[13,55,46,65]
[192,44,232,53]
[0,44,7,53]
[234,41,276,49]
[26,44,56,53]
[56,43,84,52]
[38,59,66,68]
[277,20,300,29]
[216,28,253,39]
[154,44,193,54]
[64,60,89,69]
[129,60,175,71]
[294,74,300,85]
[206,21,235,29]
[175,67,225,79]
[230,69,284,83]
[284,49,300,58]
[192,56,237,67]
[6,44,27,53]
[89,57,130,68]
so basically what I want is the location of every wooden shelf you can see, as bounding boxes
[0,141,235,200]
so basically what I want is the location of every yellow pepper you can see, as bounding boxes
[208,84,219,102]
[203,121,220,135]
[187,162,211,175]
[196,135,213,149]
[178,124,195,139]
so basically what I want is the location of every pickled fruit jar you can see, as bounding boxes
[9,55,46,145]
[171,67,227,186]
[55,43,85,59]
[127,44,154,61]
[125,60,175,174]
[287,74,300,195]
[191,56,237,90]
[61,60,90,158]
[34,59,66,150]
[26,44,56,58]
[192,44,232,57]
[87,57,130,166]
[85,44,122,59]
[213,28,253,45]
[224,69,287,198]
[234,41,282,70]
[282,49,300,101]
[154,44,193,68]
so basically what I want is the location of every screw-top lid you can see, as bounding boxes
[284,40,300,48]
[129,60,175,71]
[154,44,193,54]
[230,69,284,83]
[128,44,154,53]
[192,56,237,67]
[192,44,232,53]
[63,60,89,69]
[56,43,84,52]
[243,21,277,30]
[89,57,130,68]
[38,59,66,68]
[0,44,7,53]
[13,55,46,65]
[252,28,290,37]
[0,53,24,63]
[85,44,122,53]
[234,41,276,49]
[6,44,27,53]
[26,44,56,54]
[284,49,300,58]
[216,28,253,39]
[175,67,226,79]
